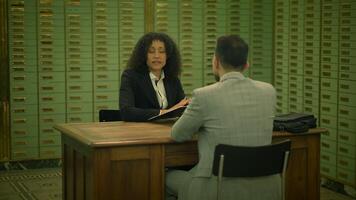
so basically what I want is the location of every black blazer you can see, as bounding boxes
[119,68,185,122]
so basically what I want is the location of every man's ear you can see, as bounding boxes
[214,55,220,70]
[242,62,250,71]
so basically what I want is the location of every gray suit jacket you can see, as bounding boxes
[172,71,276,177]
[170,72,278,199]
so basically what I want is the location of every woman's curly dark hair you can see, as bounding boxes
[126,32,182,79]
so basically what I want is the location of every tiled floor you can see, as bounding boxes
[321,187,355,200]
[0,161,355,200]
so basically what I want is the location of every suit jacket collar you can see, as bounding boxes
[220,71,246,82]
[142,71,175,108]
[142,72,160,108]
[163,78,174,107]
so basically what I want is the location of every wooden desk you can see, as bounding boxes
[55,122,324,200]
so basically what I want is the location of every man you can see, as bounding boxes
[166,35,278,200]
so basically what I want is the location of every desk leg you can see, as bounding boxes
[275,134,320,200]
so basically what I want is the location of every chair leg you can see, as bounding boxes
[282,151,290,200]
[217,155,224,200]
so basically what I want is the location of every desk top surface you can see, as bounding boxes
[54,121,326,147]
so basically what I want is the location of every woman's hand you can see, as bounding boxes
[160,98,190,115]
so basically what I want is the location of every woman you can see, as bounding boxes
[119,32,189,122]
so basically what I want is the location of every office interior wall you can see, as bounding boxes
[7,0,145,160]
[0,0,10,161]
[273,0,356,188]
[153,0,273,95]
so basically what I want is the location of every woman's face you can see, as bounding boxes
[146,40,167,74]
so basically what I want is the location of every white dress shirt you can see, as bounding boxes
[149,71,168,109]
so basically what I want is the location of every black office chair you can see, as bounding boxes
[212,140,291,200]
[99,109,122,122]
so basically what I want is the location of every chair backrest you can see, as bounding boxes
[99,109,122,122]
[212,140,291,177]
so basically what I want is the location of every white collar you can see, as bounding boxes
[149,71,165,82]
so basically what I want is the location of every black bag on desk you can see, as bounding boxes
[273,113,317,133]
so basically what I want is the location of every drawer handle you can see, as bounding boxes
[13,97,25,102]
[15,152,26,156]
[69,47,80,52]
[322,95,330,99]
[97,85,107,89]
[321,155,329,160]
[322,107,330,112]
[13,76,25,80]
[339,109,349,115]
[41,55,53,59]
[305,99,312,104]
[96,48,107,52]
[42,76,53,80]
[339,147,348,153]
[340,74,349,79]
[339,160,348,166]
[97,106,108,110]
[70,86,81,90]
[42,140,55,144]
[40,48,52,52]
[322,131,330,136]
[70,67,80,71]
[97,75,107,79]
[40,61,53,65]
[14,119,26,123]
[321,142,330,148]
[97,95,108,99]
[43,129,54,133]
[13,87,24,91]
[322,82,330,87]
[43,118,54,123]
[42,97,53,101]
[340,122,349,128]
[12,67,25,71]
[322,119,330,124]
[340,84,349,89]
[69,54,80,59]
[42,67,53,71]
[305,94,312,98]
[70,96,81,100]
[97,66,108,71]
[14,108,25,113]
[339,135,349,140]
[15,141,27,145]
[42,86,54,90]
[14,130,26,135]
[70,117,81,122]
[338,172,347,179]
[42,108,54,112]
[70,107,81,111]
[70,75,80,79]
[321,167,330,173]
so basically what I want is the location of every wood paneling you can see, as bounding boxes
[0,0,10,162]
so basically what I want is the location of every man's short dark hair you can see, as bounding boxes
[215,35,248,70]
